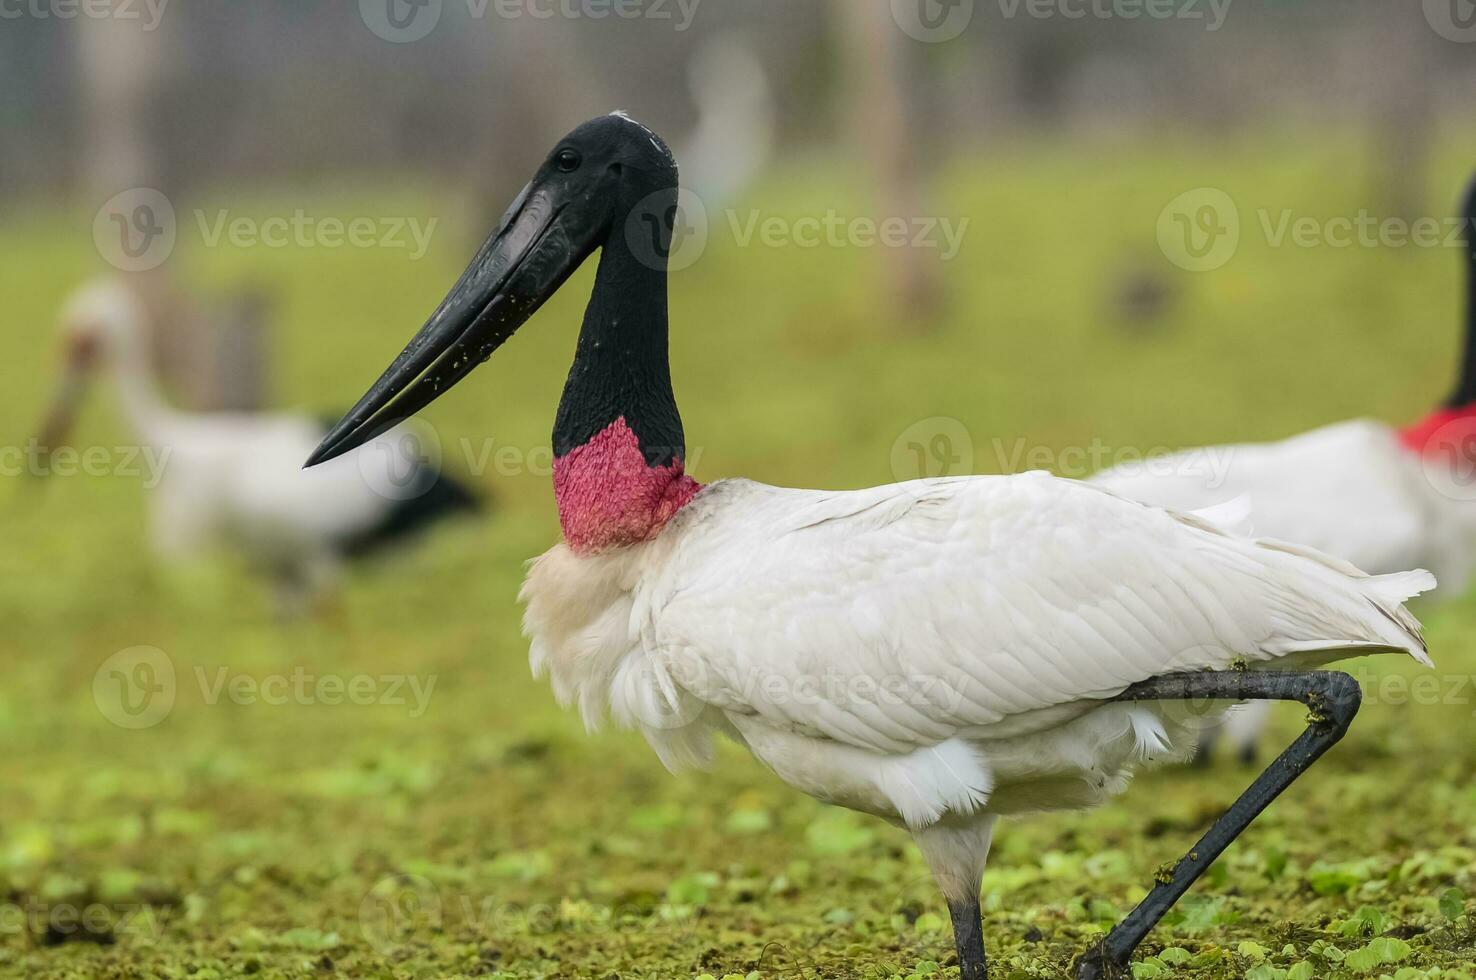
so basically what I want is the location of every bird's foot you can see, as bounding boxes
[1073,943,1126,980]
[948,898,988,980]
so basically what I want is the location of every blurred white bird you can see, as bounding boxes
[1092,174,1476,763]
[678,31,775,211]
[33,279,480,611]
[308,115,1437,979]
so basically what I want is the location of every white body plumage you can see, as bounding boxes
[524,472,1433,894]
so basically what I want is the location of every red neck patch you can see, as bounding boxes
[1399,405,1476,456]
[552,417,702,555]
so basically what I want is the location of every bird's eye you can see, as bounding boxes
[554,148,582,173]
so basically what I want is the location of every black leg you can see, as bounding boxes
[948,897,987,980]
[1074,670,1361,980]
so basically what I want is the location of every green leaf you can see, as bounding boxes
[274,928,339,951]
[1337,905,1388,938]
[1189,947,1228,968]
[1244,964,1287,980]
[1158,947,1192,965]
[912,911,945,934]
[1130,959,1165,979]
[1440,887,1467,921]
[666,871,720,906]
[1343,937,1412,973]
[1239,940,1271,960]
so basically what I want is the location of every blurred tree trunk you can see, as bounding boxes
[466,17,596,233]
[832,0,945,333]
[79,8,269,411]
[1369,9,1433,223]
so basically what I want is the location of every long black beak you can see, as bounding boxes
[305,182,592,467]
[29,356,93,479]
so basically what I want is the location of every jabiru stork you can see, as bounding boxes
[35,279,481,612]
[307,114,1435,979]
[1092,172,1476,764]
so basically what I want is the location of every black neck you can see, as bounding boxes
[1451,237,1476,409]
[552,217,685,466]
[1448,186,1476,409]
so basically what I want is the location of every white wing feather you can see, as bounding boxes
[630,474,1432,757]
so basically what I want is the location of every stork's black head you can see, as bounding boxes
[305,112,679,467]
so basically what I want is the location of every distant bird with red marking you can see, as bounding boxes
[1093,173,1476,763]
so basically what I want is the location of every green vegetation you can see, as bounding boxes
[3,133,1476,978]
